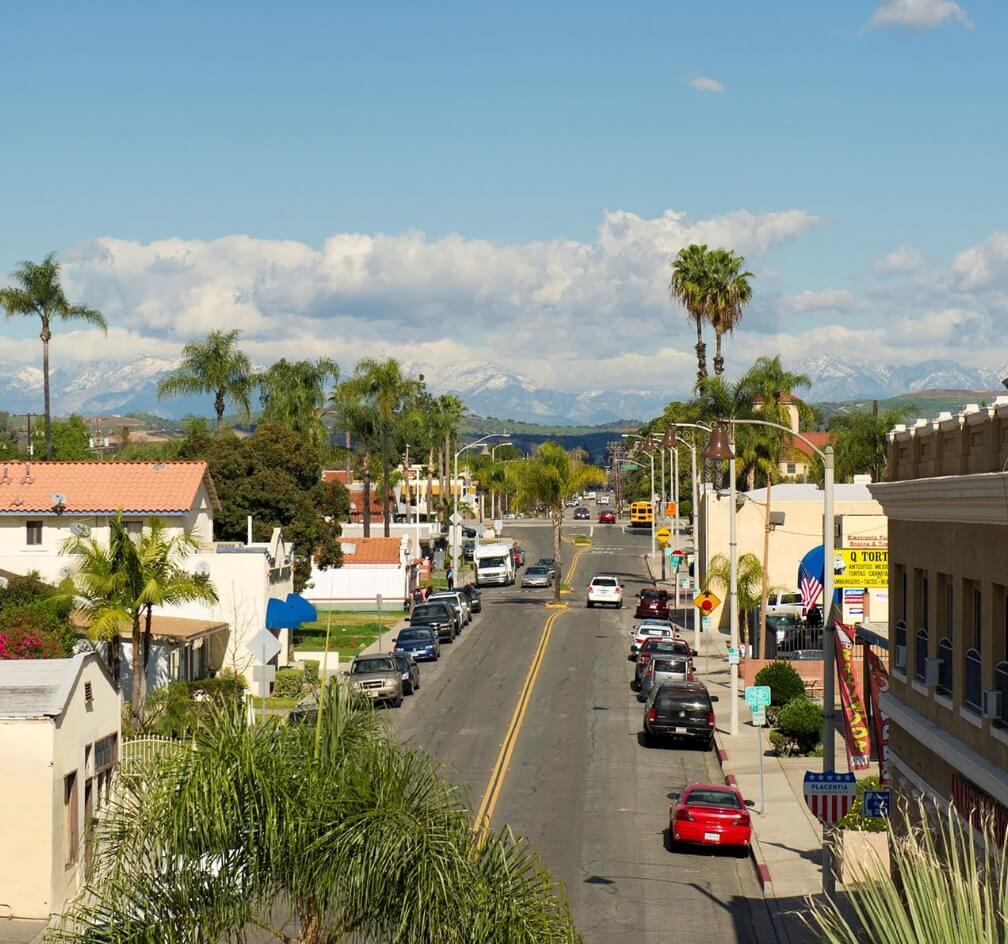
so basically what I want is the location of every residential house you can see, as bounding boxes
[302,536,416,610]
[0,653,120,920]
[752,394,831,481]
[0,461,299,691]
[869,397,1008,832]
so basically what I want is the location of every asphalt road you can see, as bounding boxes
[393,512,770,944]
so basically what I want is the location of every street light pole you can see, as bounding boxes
[729,449,739,738]
[452,433,508,582]
[490,441,513,523]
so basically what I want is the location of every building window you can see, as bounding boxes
[921,571,929,631]
[786,463,797,474]
[900,568,907,623]
[915,629,929,683]
[965,648,982,712]
[26,520,43,546]
[125,519,143,541]
[973,586,983,652]
[937,637,953,696]
[64,771,79,865]
[895,620,908,671]
[941,575,955,643]
[995,660,1008,728]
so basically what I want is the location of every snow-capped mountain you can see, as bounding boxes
[0,353,1005,426]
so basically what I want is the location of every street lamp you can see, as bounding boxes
[709,416,836,898]
[622,434,657,559]
[452,433,509,578]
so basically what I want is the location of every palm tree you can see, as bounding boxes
[704,248,753,376]
[507,443,606,604]
[0,253,108,459]
[158,329,255,434]
[704,552,765,648]
[828,406,908,482]
[64,513,218,719]
[53,689,581,944]
[436,395,466,520]
[669,243,710,382]
[258,357,339,450]
[331,379,379,536]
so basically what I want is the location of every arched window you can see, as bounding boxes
[915,628,928,682]
[964,648,982,711]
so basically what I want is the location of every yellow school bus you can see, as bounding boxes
[629,501,653,527]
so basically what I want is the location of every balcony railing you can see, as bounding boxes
[964,648,982,712]
[937,638,953,696]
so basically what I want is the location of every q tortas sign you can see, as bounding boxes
[833,548,888,589]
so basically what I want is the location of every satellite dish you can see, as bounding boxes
[51,492,67,507]
[71,638,96,655]
[195,561,211,577]
[69,521,90,538]
[58,565,73,579]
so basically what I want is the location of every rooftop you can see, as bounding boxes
[338,536,404,565]
[0,652,110,719]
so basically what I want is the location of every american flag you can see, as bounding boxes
[799,562,822,617]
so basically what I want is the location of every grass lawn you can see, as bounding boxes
[293,611,402,657]
[251,695,303,711]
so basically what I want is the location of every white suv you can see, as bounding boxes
[587,575,623,609]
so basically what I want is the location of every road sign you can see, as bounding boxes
[665,501,677,517]
[751,705,766,727]
[693,588,721,614]
[656,527,671,541]
[803,771,857,825]
[745,685,771,709]
[833,548,889,588]
[726,646,740,665]
[449,511,464,526]
[863,789,891,819]
[246,627,282,663]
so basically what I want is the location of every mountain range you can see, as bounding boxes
[0,354,1005,426]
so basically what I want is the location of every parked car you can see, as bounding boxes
[638,654,693,702]
[393,626,440,662]
[522,565,553,588]
[573,506,590,520]
[597,494,610,506]
[641,680,717,749]
[598,510,616,524]
[430,590,471,625]
[586,575,623,609]
[669,783,751,852]
[458,583,482,613]
[462,539,476,560]
[537,558,557,578]
[349,655,404,707]
[628,620,678,658]
[635,587,670,619]
[764,590,805,619]
[634,638,695,688]
[461,526,478,539]
[391,650,421,695]
[409,602,458,642]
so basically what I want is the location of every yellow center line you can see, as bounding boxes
[472,545,587,838]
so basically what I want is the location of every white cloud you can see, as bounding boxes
[780,289,861,313]
[874,245,925,274]
[866,0,972,31]
[687,76,725,93]
[949,232,1008,290]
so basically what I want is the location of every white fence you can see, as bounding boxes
[121,735,186,773]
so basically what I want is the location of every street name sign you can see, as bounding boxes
[745,685,771,709]
[803,771,857,825]
[863,789,891,819]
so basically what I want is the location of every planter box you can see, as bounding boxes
[293,650,341,677]
[836,830,890,885]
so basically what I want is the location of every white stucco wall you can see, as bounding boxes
[302,563,409,608]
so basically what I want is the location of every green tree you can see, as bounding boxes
[53,691,581,944]
[669,243,711,383]
[157,329,255,434]
[704,248,754,377]
[434,394,466,520]
[0,253,108,459]
[258,357,340,451]
[828,407,907,483]
[64,513,219,718]
[31,414,91,460]
[0,412,23,459]
[508,443,606,604]
[331,377,379,536]
[704,551,765,648]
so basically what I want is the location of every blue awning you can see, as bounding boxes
[266,597,302,630]
[286,593,317,623]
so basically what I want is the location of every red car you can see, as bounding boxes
[598,510,616,524]
[669,783,751,853]
[635,587,670,619]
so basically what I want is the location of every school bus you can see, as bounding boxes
[629,501,653,528]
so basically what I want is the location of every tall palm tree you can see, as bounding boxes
[331,379,379,536]
[704,248,754,377]
[0,253,108,459]
[64,513,218,719]
[436,394,466,520]
[507,443,606,604]
[258,357,339,450]
[669,244,711,383]
[53,691,581,944]
[158,329,255,434]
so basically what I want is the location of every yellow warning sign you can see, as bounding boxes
[655,527,671,541]
[693,588,722,613]
[833,548,888,588]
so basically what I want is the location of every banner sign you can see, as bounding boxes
[865,648,891,783]
[834,623,871,771]
[803,771,857,825]
[833,549,888,588]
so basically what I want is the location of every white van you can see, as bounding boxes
[474,542,516,587]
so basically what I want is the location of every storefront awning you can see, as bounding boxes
[286,593,317,623]
[266,597,302,630]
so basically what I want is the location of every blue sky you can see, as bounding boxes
[1,0,1005,391]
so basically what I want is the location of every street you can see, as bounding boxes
[394,515,774,944]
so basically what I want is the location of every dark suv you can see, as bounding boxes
[409,602,458,643]
[642,681,718,749]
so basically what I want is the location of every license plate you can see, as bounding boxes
[704,832,720,843]
[673,726,689,734]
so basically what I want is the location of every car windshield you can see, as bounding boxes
[412,605,449,620]
[640,589,664,599]
[592,578,617,587]
[538,559,555,566]
[352,658,395,674]
[398,629,434,641]
[686,789,741,809]
[526,566,548,575]
[479,556,508,568]
[644,640,690,654]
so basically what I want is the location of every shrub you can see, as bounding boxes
[836,775,888,832]
[0,571,54,609]
[303,660,320,686]
[777,697,823,754]
[273,668,305,699]
[754,660,806,706]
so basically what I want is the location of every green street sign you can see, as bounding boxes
[620,462,640,470]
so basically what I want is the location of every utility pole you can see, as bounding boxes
[25,413,33,458]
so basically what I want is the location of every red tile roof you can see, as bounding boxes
[322,469,352,485]
[340,537,403,565]
[790,431,832,458]
[0,461,219,515]
[349,491,388,519]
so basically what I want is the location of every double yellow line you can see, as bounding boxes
[472,547,585,838]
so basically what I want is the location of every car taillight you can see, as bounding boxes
[675,808,695,822]
[647,707,656,722]
[733,813,751,827]
[707,711,716,726]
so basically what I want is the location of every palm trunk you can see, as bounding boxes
[714,329,725,376]
[362,454,372,538]
[131,615,145,718]
[552,506,563,605]
[143,607,154,691]
[42,329,53,459]
[760,481,772,659]
[214,389,225,435]
[442,433,451,517]
[426,451,435,524]
[344,430,352,484]
[694,314,707,382]
[382,425,391,538]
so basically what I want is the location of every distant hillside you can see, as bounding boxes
[817,388,1004,424]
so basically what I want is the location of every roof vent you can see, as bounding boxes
[153,462,168,471]
[340,542,357,555]
[0,464,8,485]
[83,681,93,705]
[21,462,32,484]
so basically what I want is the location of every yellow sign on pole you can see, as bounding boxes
[833,548,889,588]
[693,588,721,613]
[655,527,671,541]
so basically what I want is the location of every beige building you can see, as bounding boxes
[0,653,120,920]
[869,396,1008,828]
[698,478,887,629]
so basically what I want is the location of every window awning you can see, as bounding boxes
[266,597,303,630]
[286,593,317,623]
